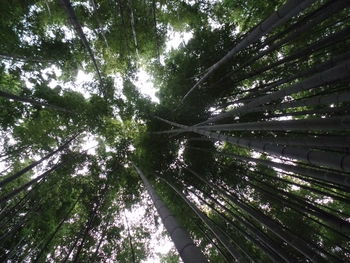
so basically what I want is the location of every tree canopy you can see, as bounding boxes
[1,0,350,262]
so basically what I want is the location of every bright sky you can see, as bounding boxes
[128,30,193,262]
[134,29,193,103]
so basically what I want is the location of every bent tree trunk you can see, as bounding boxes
[133,164,208,263]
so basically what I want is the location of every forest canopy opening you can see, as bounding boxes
[1,0,350,262]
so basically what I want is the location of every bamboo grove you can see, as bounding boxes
[0,0,350,262]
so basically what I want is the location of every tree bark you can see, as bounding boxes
[161,177,248,263]
[0,135,77,188]
[186,166,327,262]
[182,0,317,101]
[198,58,350,124]
[133,164,208,263]
[156,117,350,174]
[59,0,103,83]
[0,161,66,205]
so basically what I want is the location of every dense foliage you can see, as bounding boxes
[1,0,350,262]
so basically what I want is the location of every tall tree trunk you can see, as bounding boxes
[72,186,107,263]
[197,224,232,263]
[34,195,81,262]
[133,164,208,263]
[196,150,350,203]
[157,114,350,135]
[0,160,66,205]
[182,0,317,101]
[127,0,140,59]
[198,58,350,124]
[124,212,136,263]
[248,177,350,234]
[0,53,53,63]
[92,219,111,262]
[214,25,350,93]
[152,0,160,61]
[196,115,350,132]
[238,0,350,71]
[219,50,350,106]
[59,0,103,83]
[0,135,77,188]
[156,117,350,173]
[251,89,350,113]
[186,166,327,262]
[161,177,248,263]
[186,180,294,263]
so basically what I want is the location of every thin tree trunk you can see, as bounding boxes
[0,161,66,205]
[72,209,97,263]
[197,224,232,263]
[214,26,350,93]
[0,180,43,225]
[0,135,77,188]
[92,219,111,262]
[62,224,85,263]
[186,166,327,262]
[157,114,350,133]
[196,149,350,203]
[161,177,248,263]
[127,0,140,58]
[182,0,317,101]
[260,0,342,47]
[252,89,350,113]
[0,53,53,63]
[72,186,107,263]
[124,212,136,263]
[2,237,25,262]
[133,164,208,263]
[197,58,350,124]
[185,180,293,263]
[195,115,350,132]
[238,0,350,71]
[59,0,103,83]
[34,195,81,262]
[89,0,109,48]
[152,0,160,61]
[248,177,350,234]
[220,50,350,106]
[156,117,350,173]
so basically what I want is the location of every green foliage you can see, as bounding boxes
[1,0,350,262]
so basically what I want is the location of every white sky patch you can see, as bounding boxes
[165,29,193,53]
[208,17,221,30]
[124,198,176,263]
[134,29,193,102]
[42,67,94,99]
[80,133,99,155]
[134,69,159,103]
[75,70,94,92]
